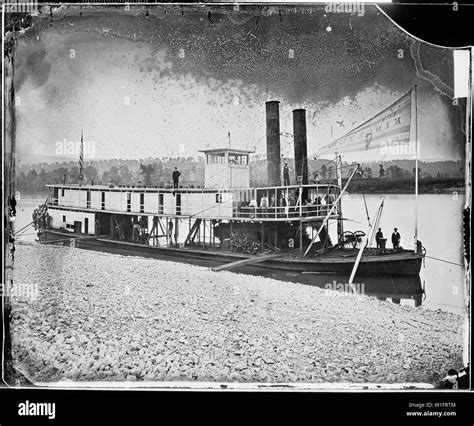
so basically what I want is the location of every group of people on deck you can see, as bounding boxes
[243,188,337,218]
[375,227,401,252]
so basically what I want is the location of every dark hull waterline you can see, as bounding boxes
[38,229,424,276]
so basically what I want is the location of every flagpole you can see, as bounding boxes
[414,85,418,251]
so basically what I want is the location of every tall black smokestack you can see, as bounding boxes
[293,109,308,185]
[265,101,281,187]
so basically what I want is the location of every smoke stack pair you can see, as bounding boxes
[265,101,308,187]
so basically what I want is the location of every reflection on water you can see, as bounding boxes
[234,265,424,308]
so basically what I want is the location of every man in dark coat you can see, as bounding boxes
[172,167,181,190]
[282,162,292,186]
[391,227,401,250]
[375,228,384,249]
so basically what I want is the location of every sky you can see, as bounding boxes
[13,4,465,164]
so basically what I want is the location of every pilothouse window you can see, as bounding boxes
[207,153,226,164]
[228,154,248,165]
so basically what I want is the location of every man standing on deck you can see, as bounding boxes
[375,228,384,249]
[172,167,181,191]
[391,228,401,250]
[282,162,292,186]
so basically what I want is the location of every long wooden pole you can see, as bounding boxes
[299,185,303,254]
[414,85,419,251]
[348,197,385,286]
[303,164,359,257]
[336,154,343,242]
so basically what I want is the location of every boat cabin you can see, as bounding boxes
[44,146,341,240]
[199,147,253,189]
[47,183,340,235]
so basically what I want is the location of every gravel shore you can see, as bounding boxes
[10,243,464,386]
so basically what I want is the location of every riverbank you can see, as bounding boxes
[345,177,464,194]
[10,244,464,386]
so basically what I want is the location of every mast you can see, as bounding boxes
[335,153,343,242]
[79,129,84,183]
[414,85,418,251]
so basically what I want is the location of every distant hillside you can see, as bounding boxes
[250,158,464,186]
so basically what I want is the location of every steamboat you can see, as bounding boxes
[34,95,425,277]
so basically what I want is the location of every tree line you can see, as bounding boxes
[15,157,464,196]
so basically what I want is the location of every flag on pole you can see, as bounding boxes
[318,89,415,158]
[79,130,84,180]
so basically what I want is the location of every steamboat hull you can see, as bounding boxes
[38,229,423,275]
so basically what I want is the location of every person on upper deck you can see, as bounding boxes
[327,189,336,206]
[282,162,293,186]
[249,198,258,208]
[278,194,287,218]
[260,194,269,218]
[172,167,181,190]
[269,195,276,218]
[303,199,313,216]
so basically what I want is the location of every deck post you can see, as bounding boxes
[110,215,115,237]
[174,218,179,245]
[274,187,277,218]
[261,222,264,253]
[299,220,303,254]
[203,219,206,248]
[212,221,215,248]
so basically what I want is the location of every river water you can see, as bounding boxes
[14,194,466,315]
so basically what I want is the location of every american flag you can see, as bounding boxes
[79,130,84,180]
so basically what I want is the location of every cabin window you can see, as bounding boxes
[62,215,66,223]
[101,192,105,210]
[228,154,248,165]
[207,153,226,164]
[140,193,145,213]
[61,188,65,197]
[158,193,164,214]
[126,192,131,212]
[86,190,91,208]
[176,193,181,216]
[216,193,223,203]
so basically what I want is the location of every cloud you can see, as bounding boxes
[14,7,463,163]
